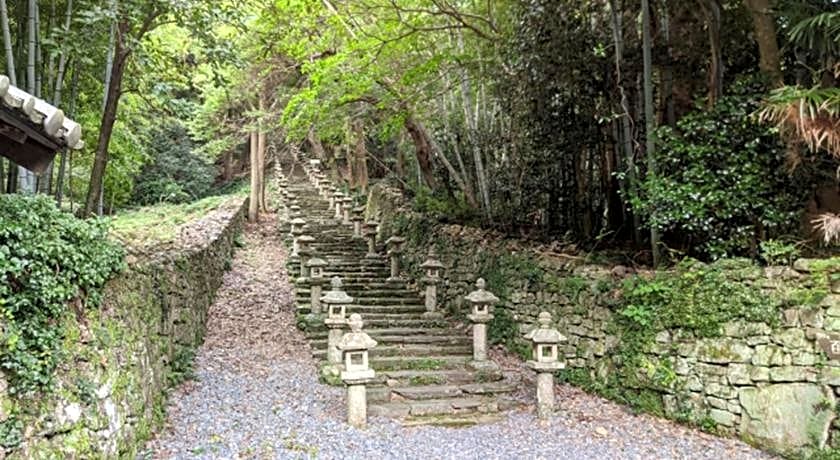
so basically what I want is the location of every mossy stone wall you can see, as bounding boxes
[372,185,840,457]
[0,198,246,459]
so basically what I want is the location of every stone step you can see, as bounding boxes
[295,289,419,298]
[377,369,502,386]
[305,327,459,339]
[309,334,469,349]
[392,384,464,400]
[295,305,427,315]
[369,396,498,418]
[371,355,471,371]
[400,413,506,427]
[301,317,448,330]
[311,344,471,359]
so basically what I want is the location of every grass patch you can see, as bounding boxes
[110,194,243,247]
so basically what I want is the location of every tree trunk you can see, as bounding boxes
[222,150,233,181]
[248,131,259,222]
[1,0,15,85]
[257,127,266,212]
[743,0,783,86]
[699,0,723,107]
[1,0,16,194]
[642,0,661,266]
[83,20,128,216]
[456,30,490,215]
[17,0,37,193]
[55,62,77,206]
[609,0,641,243]
[403,116,436,190]
[352,119,368,193]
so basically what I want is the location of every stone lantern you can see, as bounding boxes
[289,204,302,219]
[465,278,499,370]
[307,257,329,314]
[322,277,354,366]
[363,221,379,259]
[338,313,377,428]
[328,187,338,209]
[333,191,344,218]
[351,207,365,238]
[525,311,566,420]
[296,235,316,282]
[420,249,445,318]
[289,215,306,238]
[319,179,331,199]
[385,236,406,282]
[341,197,354,225]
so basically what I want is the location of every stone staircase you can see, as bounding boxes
[280,163,519,427]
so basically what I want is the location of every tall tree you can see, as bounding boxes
[743,0,784,86]
[83,1,168,216]
[642,0,661,266]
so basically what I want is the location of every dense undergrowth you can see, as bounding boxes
[0,195,124,393]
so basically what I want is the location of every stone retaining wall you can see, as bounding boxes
[1,197,247,459]
[370,184,840,456]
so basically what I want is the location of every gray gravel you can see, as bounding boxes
[145,217,775,460]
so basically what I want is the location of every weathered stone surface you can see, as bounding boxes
[739,384,836,452]
[752,345,790,366]
[773,328,809,350]
[696,340,752,364]
[727,364,751,385]
[709,408,736,427]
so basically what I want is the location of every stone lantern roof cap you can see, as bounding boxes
[420,257,444,269]
[321,277,354,304]
[525,311,566,343]
[306,257,328,268]
[385,236,406,245]
[290,217,306,225]
[465,278,500,304]
[337,313,378,351]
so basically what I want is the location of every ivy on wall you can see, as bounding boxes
[0,195,124,393]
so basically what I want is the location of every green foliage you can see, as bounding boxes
[131,123,216,206]
[411,189,477,224]
[636,81,810,259]
[110,194,240,246]
[167,347,196,386]
[0,196,124,392]
[487,308,530,361]
[759,239,802,266]
[620,259,777,338]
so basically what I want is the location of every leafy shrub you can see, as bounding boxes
[0,195,124,392]
[635,80,810,259]
[620,258,776,338]
[131,122,215,205]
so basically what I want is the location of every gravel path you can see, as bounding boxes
[144,218,776,460]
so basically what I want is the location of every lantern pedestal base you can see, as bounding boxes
[344,382,371,428]
[526,361,564,421]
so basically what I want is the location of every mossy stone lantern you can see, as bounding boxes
[385,236,406,282]
[465,278,499,369]
[296,234,316,282]
[525,311,566,420]
[307,257,329,315]
[420,249,445,317]
[338,313,377,428]
[351,206,365,238]
[322,277,354,365]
